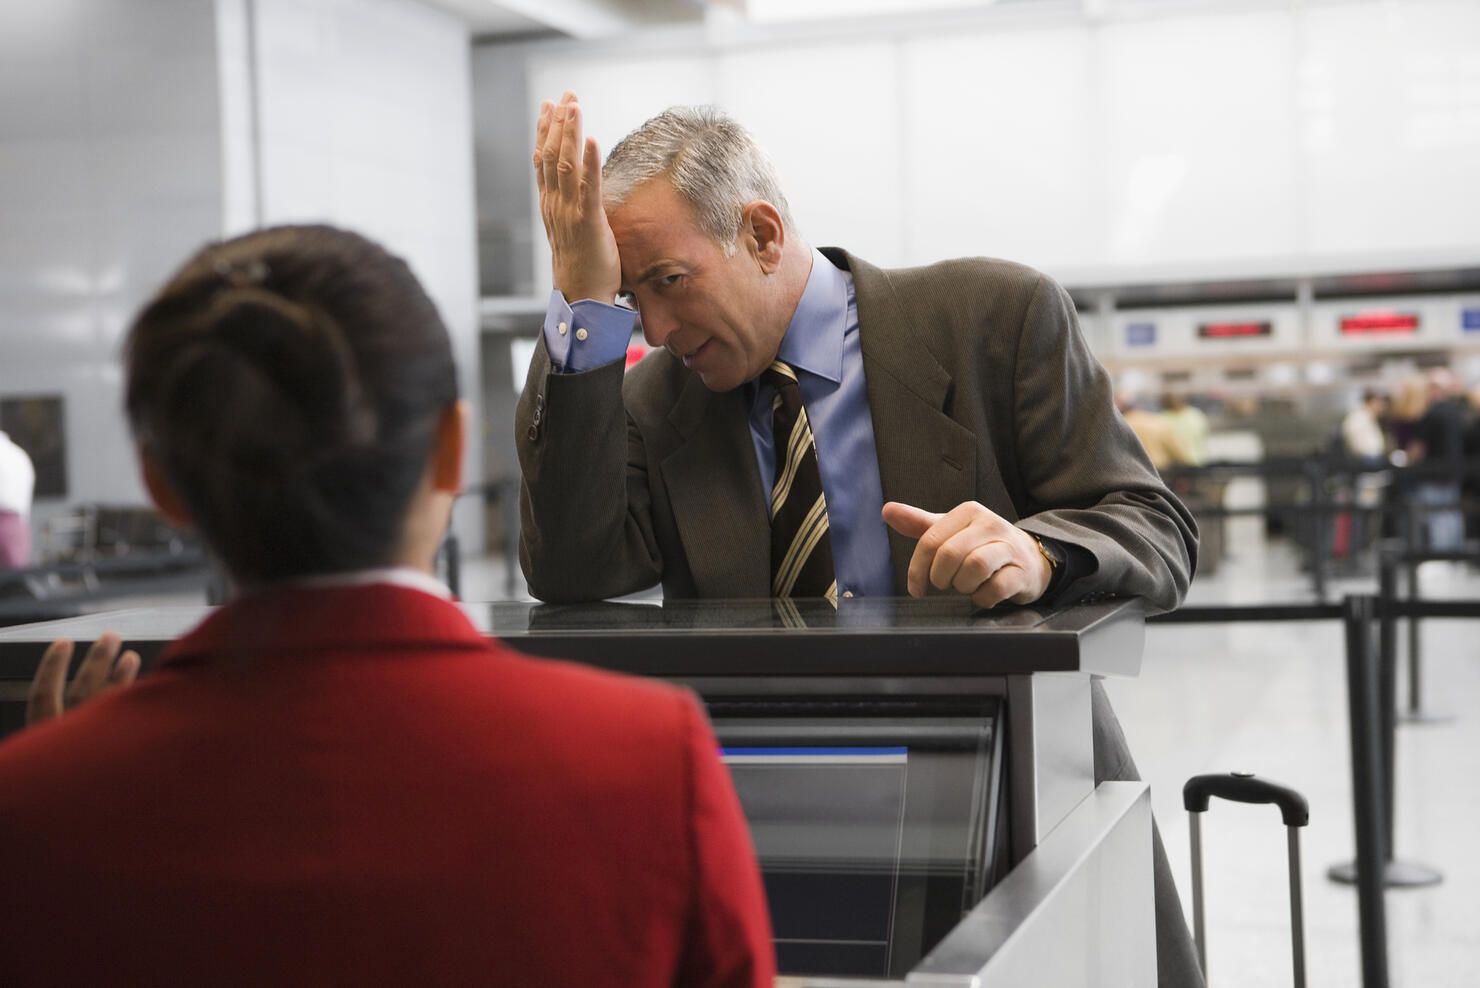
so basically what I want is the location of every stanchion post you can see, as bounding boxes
[1309,459,1330,601]
[1377,551,1398,849]
[1406,550,1421,714]
[1377,545,1397,697]
[1343,594,1390,988]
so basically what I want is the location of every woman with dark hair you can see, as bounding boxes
[0,225,773,987]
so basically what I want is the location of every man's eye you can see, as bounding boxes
[658,274,681,288]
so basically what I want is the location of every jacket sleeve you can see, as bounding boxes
[1008,275,1199,615]
[515,333,664,602]
[671,693,776,988]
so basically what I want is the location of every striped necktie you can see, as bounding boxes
[763,360,837,602]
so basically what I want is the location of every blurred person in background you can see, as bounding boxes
[1463,382,1480,553]
[1341,389,1389,466]
[1405,368,1467,550]
[1159,391,1209,466]
[1387,373,1430,459]
[1116,392,1193,472]
[0,428,35,569]
[1339,389,1391,564]
[0,225,773,987]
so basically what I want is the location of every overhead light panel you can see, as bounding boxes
[741,0,997,24]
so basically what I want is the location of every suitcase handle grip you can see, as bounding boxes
[1183,772,1309,828]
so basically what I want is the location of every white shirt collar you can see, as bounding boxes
[288,566,454,600]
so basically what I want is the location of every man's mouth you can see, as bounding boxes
[678,339,709,367]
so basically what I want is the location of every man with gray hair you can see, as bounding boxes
[516,91,1200,986]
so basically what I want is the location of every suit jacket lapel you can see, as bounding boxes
[831,249,1009,593]
[659,374,771,597]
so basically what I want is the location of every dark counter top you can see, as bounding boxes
[0,595,1144,681]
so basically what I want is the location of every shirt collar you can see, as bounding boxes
[773,248,850,385]
[286,566,454,600]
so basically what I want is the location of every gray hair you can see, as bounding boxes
[603,106,796,255]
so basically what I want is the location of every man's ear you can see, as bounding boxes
[740,200,785,274]
[430,400,468,495]
[139,445,193,529]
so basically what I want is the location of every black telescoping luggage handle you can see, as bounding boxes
[1185,772,1310,987]
[1184,771,1309,828]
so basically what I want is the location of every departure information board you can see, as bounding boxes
[1197,320,1272,339]
[1340,310,1420,334]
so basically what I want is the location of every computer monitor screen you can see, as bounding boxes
[711,699,1005,980]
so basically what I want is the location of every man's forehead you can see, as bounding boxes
[611,177,703,228]
[611,183,711,279]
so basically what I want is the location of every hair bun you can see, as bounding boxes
[205,287,376,449]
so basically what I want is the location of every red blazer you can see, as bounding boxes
[0,584,773,987]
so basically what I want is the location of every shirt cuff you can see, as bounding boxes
[542,290,638,372]
[1035,534,1095,603]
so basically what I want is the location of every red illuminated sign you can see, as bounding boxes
[1198,321,1272,339]
[1340,311,1419,334]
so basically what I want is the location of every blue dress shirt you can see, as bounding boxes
[743,251,893,597]
[540,248,894,597]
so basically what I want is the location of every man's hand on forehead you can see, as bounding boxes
[533,91,622,305]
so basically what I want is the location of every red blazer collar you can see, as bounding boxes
[162,584,489,669]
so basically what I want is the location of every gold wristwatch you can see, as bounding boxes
[1030,534,1061,572]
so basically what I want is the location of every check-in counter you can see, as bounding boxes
[0,596,1154,987]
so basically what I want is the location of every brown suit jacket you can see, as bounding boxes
[517,250,1196,611]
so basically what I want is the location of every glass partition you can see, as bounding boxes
[710,698,1006,979]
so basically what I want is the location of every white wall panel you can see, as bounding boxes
[256,142,336,217]
[85,52,221,136]
[901,25,1097,274]
[527,53,719,163]
[0,140,93,218]
[94,134,223,203]
[0,51,89,140]
[1299,0,1480,258]
[85,0,218,56]
[215,0,258,234]
[1100,9,1298,270]
[0,0,224,534]
[250,0,484,546]
[719,41,904,266]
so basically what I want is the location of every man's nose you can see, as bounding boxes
[639,304,677,349]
